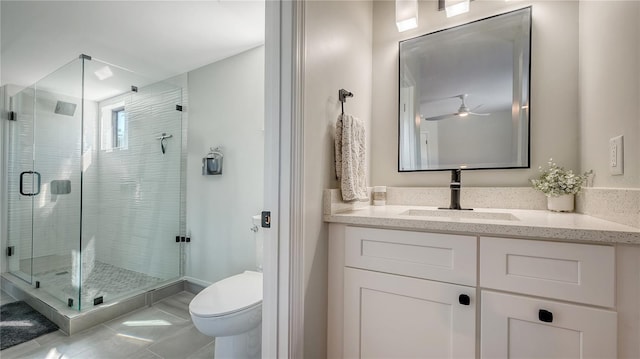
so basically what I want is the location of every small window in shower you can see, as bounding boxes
[112,107,127,149]
[100,101,127,151]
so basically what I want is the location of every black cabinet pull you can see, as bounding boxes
[539,309,553,323]
[459,294,470,305]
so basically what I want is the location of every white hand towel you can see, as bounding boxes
[335,113,367,201]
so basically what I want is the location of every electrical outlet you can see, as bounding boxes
[609,135,623,175]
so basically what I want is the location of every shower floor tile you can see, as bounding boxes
[34,261,163,308]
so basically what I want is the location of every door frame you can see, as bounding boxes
[264,0,305,358]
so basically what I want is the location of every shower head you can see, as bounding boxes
[54,101,77,116]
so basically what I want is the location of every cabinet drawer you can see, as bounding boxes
[480,237,615,307]
[345,226,477,286]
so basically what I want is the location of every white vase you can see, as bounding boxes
[547,194,574,212]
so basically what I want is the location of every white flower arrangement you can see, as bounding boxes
[531,159,592,197]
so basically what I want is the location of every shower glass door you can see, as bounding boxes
[7,58,83,309]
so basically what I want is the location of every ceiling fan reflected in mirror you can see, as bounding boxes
[421,94,491,121]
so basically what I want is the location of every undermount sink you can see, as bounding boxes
[400,209,519,221]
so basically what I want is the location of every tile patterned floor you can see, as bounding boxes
[34,261,164,309]
[0,290,215,358]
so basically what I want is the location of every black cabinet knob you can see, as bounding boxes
[539,309,553,323]
[459,294,471,305]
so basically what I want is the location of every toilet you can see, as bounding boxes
[189,215,263,359]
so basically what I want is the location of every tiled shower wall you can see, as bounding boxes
[94,84,183,280]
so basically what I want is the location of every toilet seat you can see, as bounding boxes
[190,271,262,318]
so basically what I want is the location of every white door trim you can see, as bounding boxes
[289,0,305,357]
[263,0,284,356]
[264,0,305,358]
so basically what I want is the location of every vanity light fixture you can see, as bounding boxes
[396,0,418,32]
[439,0,470,18]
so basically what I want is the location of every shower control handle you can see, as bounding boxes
[19,170,41,196]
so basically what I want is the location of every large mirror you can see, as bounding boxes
[399,7,531,171]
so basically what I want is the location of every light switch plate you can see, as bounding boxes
[609,135,623,175]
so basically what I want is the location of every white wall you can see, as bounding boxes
[371,1,580,187]
[579,1,640,188]
[303,1,373,358]
[185,46,264,284]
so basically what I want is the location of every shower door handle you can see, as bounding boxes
[19,171,41,196]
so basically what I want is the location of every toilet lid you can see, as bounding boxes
[190,271,263,318]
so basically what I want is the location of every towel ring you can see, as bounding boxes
[339,89,354,114]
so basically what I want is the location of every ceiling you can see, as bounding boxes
[0,1,265,89]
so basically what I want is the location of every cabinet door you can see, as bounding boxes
[481,291,617,359]
[344,268,475,359]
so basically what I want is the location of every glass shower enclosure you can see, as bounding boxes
[5,55,183,311]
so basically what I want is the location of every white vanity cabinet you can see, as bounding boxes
[329,225,478,359]
[479,236,617,359]
[328,224,620,359]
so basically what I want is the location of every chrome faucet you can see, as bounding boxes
[439,169,472,211]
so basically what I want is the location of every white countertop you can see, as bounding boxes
[324,205,640,244]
